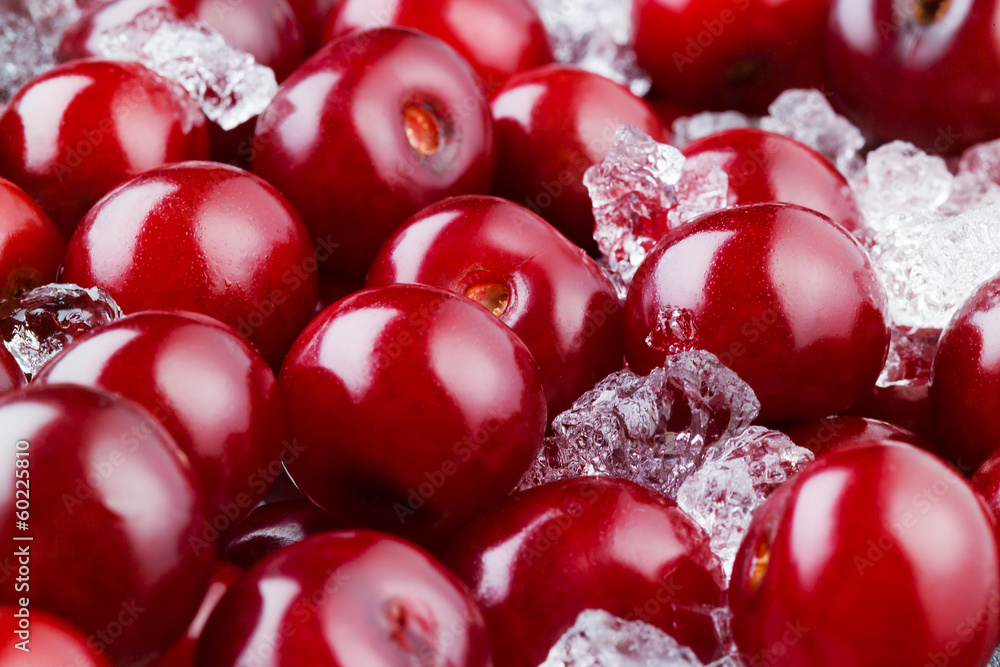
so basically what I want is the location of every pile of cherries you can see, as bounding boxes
[0,0,999,665]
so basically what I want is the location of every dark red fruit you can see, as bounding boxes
[0,606,111,666]
[253,27,495,277]
[730,440,1000,667]
[61,161,318,367]
[221,499,343,569]
[367,195,624,415]
[973,450,1000,538]
[781,416,925,456]
[288,0,340,54]
[279,284,546,539]
[490,65,667,254]
[0,346,25,395]
[0,178,65,299]
[0,60,208,237]
[194,531,492,667]
[625,203,889,422]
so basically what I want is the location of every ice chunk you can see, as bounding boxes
[989,645,1000,667]
[531,0,650,96]
[676,426,813,580]
[959,138,1000,187]
[672,111,753,148]
[94,5,277,130]
[646,306,700,355]
[539,609,705,667]
[877,327,940,387]
[0,0,89,103]
[857,141,953,231]
[0,283,123,378]
[519,350,760,496]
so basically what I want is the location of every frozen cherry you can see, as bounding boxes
[0,178,64,299]
[730,440,1000,666]
[0,606,111,667]
[279,284,546,539]
[444,477,725,665]
[490,65,666,254]
[220,499,343,569]
[33,311,286,527]
[194,531,492,667]
[253,27,496,277]
[624,203,889,422]
[367,195,624,415]
[0,384,215,667]
[781,416,925,456]
[61,161,318,367]
[0,60,209,238]
[322,0,553,90]
[681,128,862,232]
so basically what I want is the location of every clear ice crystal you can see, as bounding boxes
[856,141,954,230]
[989,644,1000,667]
[539,609,705,667]
[95,5,278,130]
[0,283,123,378]
[0,0,88,104]
[676,426,813,581]
[877,327,940,387]
[530,0,650,96]
[671,111,753,148]
[959,139,1000,187]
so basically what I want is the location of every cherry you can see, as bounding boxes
[151,562,242,667]
[0,384,215,667]
[632,0,827,114]
[973,450,1000,538]
[288,0,340,54]
[443,477,725,666]
[322,0,553,91]
[33,311,286,527]
[367,195,624,415]
[0,606,111,667]
[279,284,546,539]
[194,531,492,667]
[625,203,889,422]
[0,60,209,238]
[490,65,666,254]
[0,178,65,299]
[780,416,925,456]
[220,499,343,569]
[61,161,318,368]
[730,440,1000,666]
[680,128,862,232]
[252,27,496,277]
[826,0,1000,153]
[0,346,25,395]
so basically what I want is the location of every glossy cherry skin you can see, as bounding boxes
[289,0,340,53]
[624,203,889,422]
[33,311,286,528]
[780,416,925,457]
[633,0,827,114]
[195,531,492,667]
[253,27,495,277]
[680,128,861,232]
[973,450,1000,538]
[444,477,725,666]
[0,60,209,238]
[280,284,546,539]
[0,606,111,667]
[221,499,344,569]
[151,562,242,667]
[367,195,624,416]
[730,440,1000,667]
[0,346,25,396]
[322,0,553,91]
[0,178,65,299]
[490,65,666,254]
[0,384,215,667]
[930,274,1000,470]
[61,161,318,368]
[826,0,1000,153]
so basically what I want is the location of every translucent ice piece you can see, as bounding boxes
[519,350,760,496]
[855,141,953,233]
[539,609,705,667]
[959,139,1000,187]
[672,111,753,148]
[677,426,813,581]
[0,283,123,378]
[95,5,277,130]
[877,327,940,387]
[0,12,50,104]
[531,0,650,96]
[989,644,1000,667]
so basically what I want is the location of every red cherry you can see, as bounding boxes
[730,440,1000,666]
[443,477,726,666]
[61,161,318,368]
[624,203,889,422]
[194,531,493,667]
[0,384,215,667]
[221,499,344,569]
[632,0,827,114]
[279,284,546,539]
[0,606,111,667]
[253,27,496,277]
[0,178,65,299]
[0,346,25,395]
[33,311,286,526]
[0,60,209,238]
[367,195,624,415]
[151,562,242,667]
[973,450,1000,539]
[780,416,926,457]
[288,0,340,54]
[826,0,1000,153]
[490,65,666,254]
[680,128,862,232]
[322,0,553,91]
